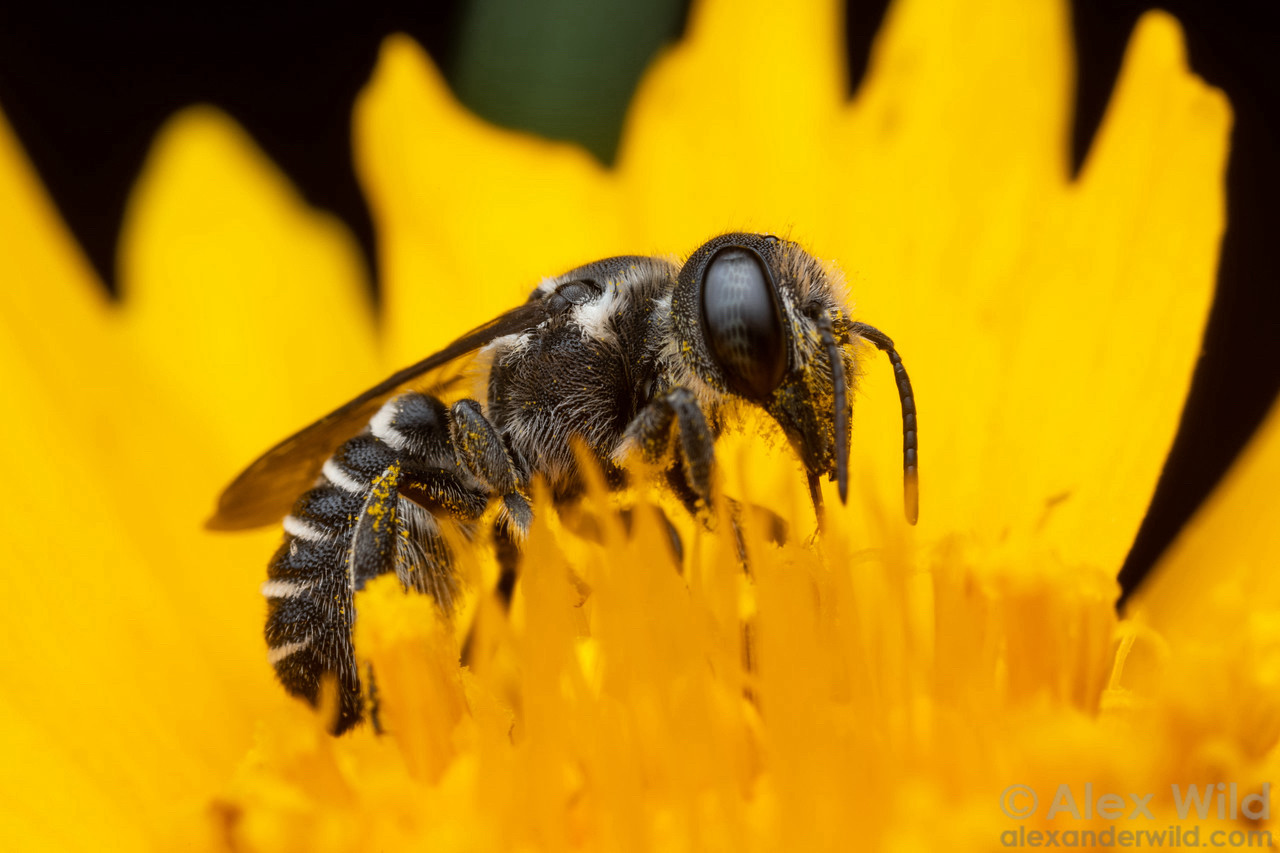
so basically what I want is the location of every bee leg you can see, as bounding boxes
[446,398,531,609]
[618,505,685,567]
[369,393,500,604]
[349,463,405,590]
[625,387,715,512]
[493,521,521,607]
[365,662,384,734]
[726,498,789,546]
[339,460,478,732]
[624,393,770,687]
[559,501,685,567]
[448,399,532,539]
[439,399,532,667]
[377,394,534,672]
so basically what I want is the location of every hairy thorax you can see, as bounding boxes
[485,257,675,498]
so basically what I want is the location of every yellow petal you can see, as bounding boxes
[119,105,378,464]
[0,110,110,367]
[356,577,468,783]
[1042,11,1230,571]
[356,2,1229,574]
[837,8,1229,574]
[0,107,221,846]
[1129,393,1280,637]
[354,38,623,364]
[0,0,1246,847]
[1,103,383,847]
[1109,397,1280,795]
[617,0,845,244]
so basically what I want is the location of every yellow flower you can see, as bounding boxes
[2,0,1270,850]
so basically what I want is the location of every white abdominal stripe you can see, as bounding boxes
[261,578,312,599]
[369,401,409,451]
[266,637,311,665]
[322,458,366,495]
[282,514,332,543]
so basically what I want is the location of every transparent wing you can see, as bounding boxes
[207,301,548,530]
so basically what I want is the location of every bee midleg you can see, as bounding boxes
[623,386,715,511]
[370,393,504,605]
[447,399,532,539]
[264,393,490,734]
[493,521,521,607]
[622,392,765,683]
[441,400,535,666]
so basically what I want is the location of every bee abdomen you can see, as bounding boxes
[260,395,499,734]
[263,520,362,730]
[262,469,371,732]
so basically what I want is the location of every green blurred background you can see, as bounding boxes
[452,0,685,163]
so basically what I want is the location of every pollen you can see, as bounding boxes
[366,463,401,533]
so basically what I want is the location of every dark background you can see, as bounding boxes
[0,0,1274,607]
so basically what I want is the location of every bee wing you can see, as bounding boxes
[207,301,549,530]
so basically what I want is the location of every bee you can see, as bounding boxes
[209,232,918,733]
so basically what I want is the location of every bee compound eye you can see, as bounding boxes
[700,246,787,399]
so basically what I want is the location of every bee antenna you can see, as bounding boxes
[816,314,850,505]
[850,322,919,525]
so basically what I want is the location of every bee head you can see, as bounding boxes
[674,233,918,522]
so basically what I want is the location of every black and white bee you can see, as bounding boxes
[210,232,918,733]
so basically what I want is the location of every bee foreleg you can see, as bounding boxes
[624,387,715,512]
